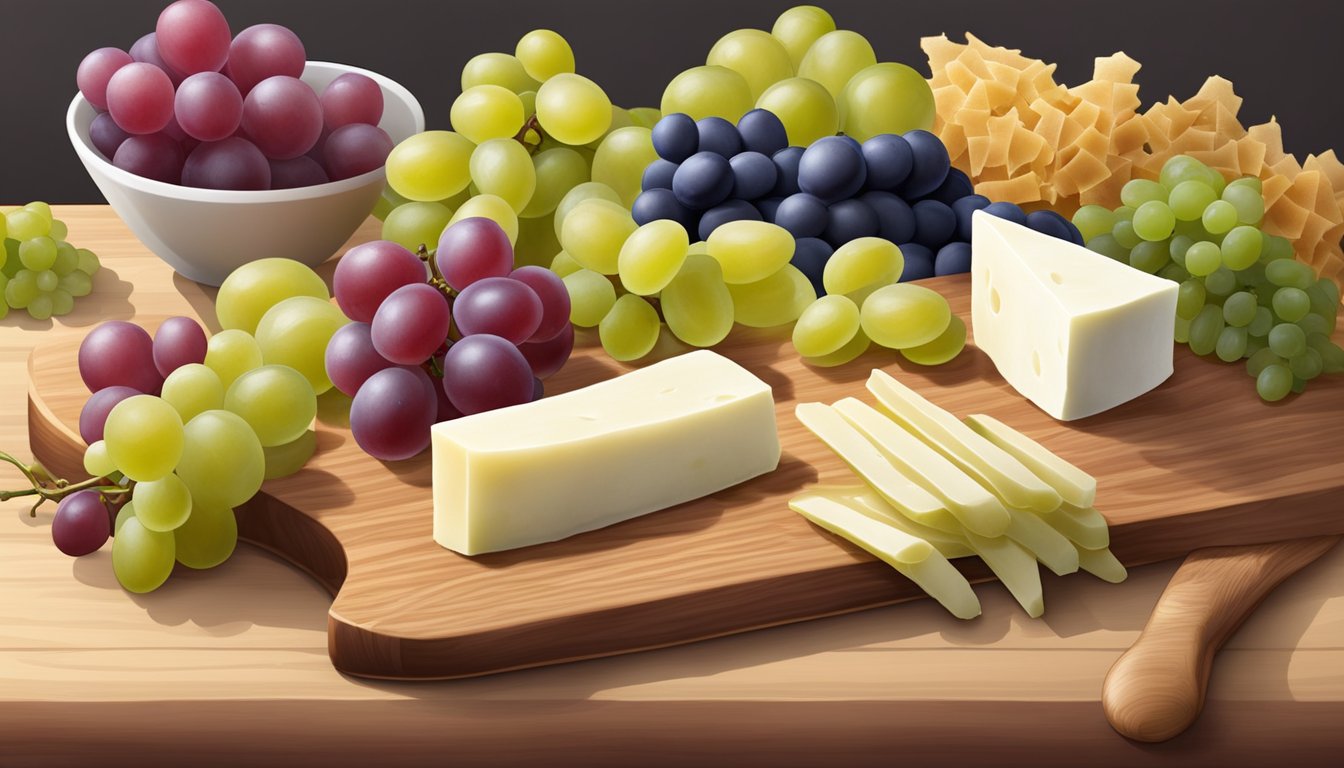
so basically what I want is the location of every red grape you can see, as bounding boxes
[370,283,452,365]
[436,218,513,292]
[452,277,543,344]
[432,367,463,422]
[324,123,393,181]
[325,321,396,396]
[269,156,329,189]
[320,72,383,130]
[226,23,305,96]
[78,321,164,395]
[241,75,323,160]
[156,0,231,75]
[52,491,111,557]
[333,240,427,322]
[349,367,437,461]
[518,322,574,379]
[90,112,131,159]
[182,137,271,190]
[442,334,534,415]
[129,32,184,86]
[509,266,571,342]
[77,47,133,111]
[175,72,243,142]
[152,316,208,377]
[106,62,175,135]
[112,133,185,185]
[79,386,141,445]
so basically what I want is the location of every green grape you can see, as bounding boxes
[1085,233,1128,261]
[19,236,57,271]
[1113,205,1136,223]
[461,52,539,94]
[792,294,861,357]
[550,250,582,278]
[660,254,736,347]
[1112,220,1141,249]
[316,388,352,428]
[1256,364,1293,402]
[1222,291,1258,326]
[2,240,17,277]
[1262,234,1295,264]
[1272,287,1310,323]
[805,327,871,368]
[707,28,794,102]
[470,138,536,212]
[662,65,754,122]
[1168,180,1217,221]
[1221,184,1264,225]
[521,148,588,219]
[1072,205,1116,243]
[1306,281,1336,317]
[727,265,813,328]
[1175,279,1206,320]
[797,30,876,99]
[1168,235,1194,266]
[1219,226,1262,271]
[5,270,38,308]
[1215,326,1248,363]
[1128,240,1168,274]
[254,297,348,395]
[1188,305,1224,356]
[204,329,263,390]
[899,315,967,366]
[1158,263,1190,283]
[618,219,689,295]
[215,258,329,335]
[840,62,936,141]
[6,209,48,240]
[49,289,74,317]
[822,237,902,295]
[48,218,68,241]
[23,201,52,223]
[1121,179,1168,208]
[771,5,835,68]
[860,283,951,350]
[707,220,796,284]
[173,502,238,570]
[75,248,100,275]
[26,294,53,321]
[132,473,193,532]
[1201,200,1237,235]
[598,294,661,361]
[451,85,525,145]
[1298,313,1331,337]
[385,131,474,202]
[51,241,78,275]
[553,181,621,240]
[1204,268,1235,297]
[592,127,657,208]
[176,409,265,509]
[1246,347,1282,377]
[1247,306,1274,337]
[1307,334,1344,373]
[1184,241,1222,277]
[161,363,224,422]
[1159,155,1209,189]
[536,73,612,146]
[756,77,839,147]
[1265,258,1315,290]
[83,439,116,478]
[1289,348,1324,380]
[561,199,637,275]
[1131,201,1175,242]
[563,268,617,326]
[1268,323,1307,358]
[1315,276,1340,306]
[1174,314,1191,343]
[584,106,634,150]
[223,364,317,447]
[1227,175,1262,192]
[1244,335,1267,358]
[35,269,57,292]
[515,29,575,82]
[449,194,520,244]
[513,213,561,269]
[264,430,317,480]
[372,184,410,221]
[115,502,135,535]
[627,107,661,129]
[112,517,175,593]
[104,395,184,483]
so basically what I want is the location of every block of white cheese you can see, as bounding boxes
[431,350,781,555]
[971,211,1178,421]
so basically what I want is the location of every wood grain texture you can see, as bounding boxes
[1103,535,1342,742]
[26,264,1344,680]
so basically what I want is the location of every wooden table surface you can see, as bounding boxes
[1,207,1341,767]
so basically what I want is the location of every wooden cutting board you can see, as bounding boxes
[26,274,1344,680]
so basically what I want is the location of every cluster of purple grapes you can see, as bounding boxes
[634,109,1082,296]
[325,218,574,461]
[77,0,392,190]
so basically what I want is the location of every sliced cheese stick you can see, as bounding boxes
[789,494,981,620]
[1039,503,1111,551]
[1076,545,1128,583]
[1005,507,1079,576]
[965,531,1045,618]
[801,485,976,559]
[964,413,1097,508]
[795,403,956,532]
[833,398,1010,537]
[867,370,1063,512]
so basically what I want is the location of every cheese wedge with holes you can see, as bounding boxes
[971,210,1178,421]
[431,350,780,555]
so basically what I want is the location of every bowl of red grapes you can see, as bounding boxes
[66,0,423,286]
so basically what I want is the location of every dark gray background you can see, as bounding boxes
[3,0,1340,203]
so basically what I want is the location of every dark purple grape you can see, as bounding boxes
[182,137,271,190]
[334,240,427,323]
[698,199,761,241]
[861,134,913,191]
[790,237,832,296]
[349,366,436,461]
[912,199,956,249]
[241,75,323,160]
[228,24,305,96]
[324,123,393,181]
[269,156,329,189]
[632,188,695,231]
[509,266,571,342]
[436,217,514,292]
[442,335,535,415]
[325,321,397,396]
[737,109,788,157]
[651,112,697,163]
[695,117,742,158]
[983,201,1028,227]
[755,196,783,222]
[452,277,543,345]
[934,242,973,276]
[728,151,777,201]
[113,134,185,184]
[798,136,866,203]
[320,72,384,130]
[774,193,828,239]
[861,191,916,244]
[78,321,163,395]
[77,47,133,111]
[152,316,207,378]
[175,71,242,142]
[518,321,574,380]
[531,377,545,402]
[79,386,141,445]
[672,152,733,210]
[770,146,804,197]
[641,158,677,192]
[52,491,110,557]
[924,167,974,205]
[951,194,990,242]
[90,112,131,159]
[823,199,879,247]
[371,283,452,365]
[156,0,232,76]
[898,130,952,199]
[1027,209,1081,244]
[129,33,184,86]
[897,243,935,281]
[106,62,176,135]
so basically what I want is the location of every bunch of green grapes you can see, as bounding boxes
[1074,155,1343,402]
[2,202,101,321]
[373,29,660,273]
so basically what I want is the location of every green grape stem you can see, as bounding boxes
[416,244,455,376]
[512,114,546,155]
[0,449,131,517]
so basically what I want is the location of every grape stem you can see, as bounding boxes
[0,450,131,517]
[513,115,545,155]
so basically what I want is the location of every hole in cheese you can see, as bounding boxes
[1032,350,1041,376]
[1049,271,1063,284]
[990,286,1002,313]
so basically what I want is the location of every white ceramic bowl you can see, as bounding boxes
[67,61,424,286]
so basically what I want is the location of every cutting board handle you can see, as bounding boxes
[1101,535,1340,742]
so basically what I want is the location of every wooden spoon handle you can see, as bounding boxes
[1102,535,1340,743]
